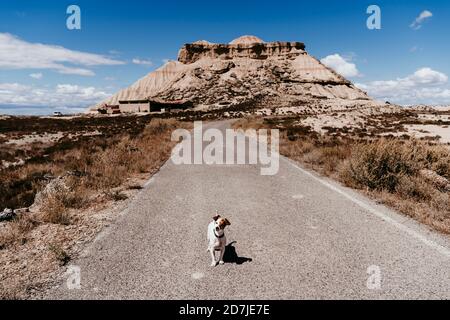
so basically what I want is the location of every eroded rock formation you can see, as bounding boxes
[90,35,378,113]
[178,36,305,64]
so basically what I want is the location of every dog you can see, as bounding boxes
[207,214,231,267]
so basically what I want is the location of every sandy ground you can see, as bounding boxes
[405,124,450,143]
[5,133,65,146]
[417,114,450,121]
[302,113,366,134]
[5,131,102,146]
[274,107,450,144]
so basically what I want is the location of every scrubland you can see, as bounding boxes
[0,117,190,298]
[234,116,450,234]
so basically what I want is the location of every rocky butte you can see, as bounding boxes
[91,35,382,114]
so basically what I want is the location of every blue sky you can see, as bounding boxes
[0,0,449,115]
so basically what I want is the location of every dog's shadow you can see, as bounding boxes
[223,241,252,265]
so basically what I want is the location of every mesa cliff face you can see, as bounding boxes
[90,35,376,113]
[178,36,306,64]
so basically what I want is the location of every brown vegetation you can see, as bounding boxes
[234,116,450,234]
[1,118,188,246]
[0,117,190,298]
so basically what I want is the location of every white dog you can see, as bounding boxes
[207,214,231,267]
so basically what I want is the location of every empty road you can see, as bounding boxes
[47,121,450,299]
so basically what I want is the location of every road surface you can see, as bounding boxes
[47,121,450,299]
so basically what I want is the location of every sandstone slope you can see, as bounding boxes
[90,35,379,112]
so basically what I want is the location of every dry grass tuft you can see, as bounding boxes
[340,139,420,192]
[48,243,71,266]
[0,214,37,249]
[39,194,72,226]
[104,190,128,201]
[233,117,267,131]
[340,139,450,192]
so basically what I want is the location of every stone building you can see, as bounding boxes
[118,100,150,113]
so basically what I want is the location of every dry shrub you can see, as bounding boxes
[395,175,435,202]
[48,243,71,266]
[39,194,71,225]
[378,190,450,234]
[104,190,128,201]
[232,117,266,131]
[281,131,351,176]
[280,137,315,158]
[143,118,180,135]
[429,191,450,213]
[88,141,131,189]
[341,139,450,192]
[37,177,88,225]
[0,214,37,249]
[427,147,450,179]
[0,162,57,210]
[86,119,184,190]
[304,145,351,175]
[340,139,422,192]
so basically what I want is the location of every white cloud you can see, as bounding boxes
[0,83,30,91]
[132,58,153,66]
[0,82,110,110]
[57,67,95,76]
[410,10,433,30]
[409,67,447,84]
[320,54,360,78]
[0,33,124,76]
[356,67,450,105]
[29,73,43,80]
